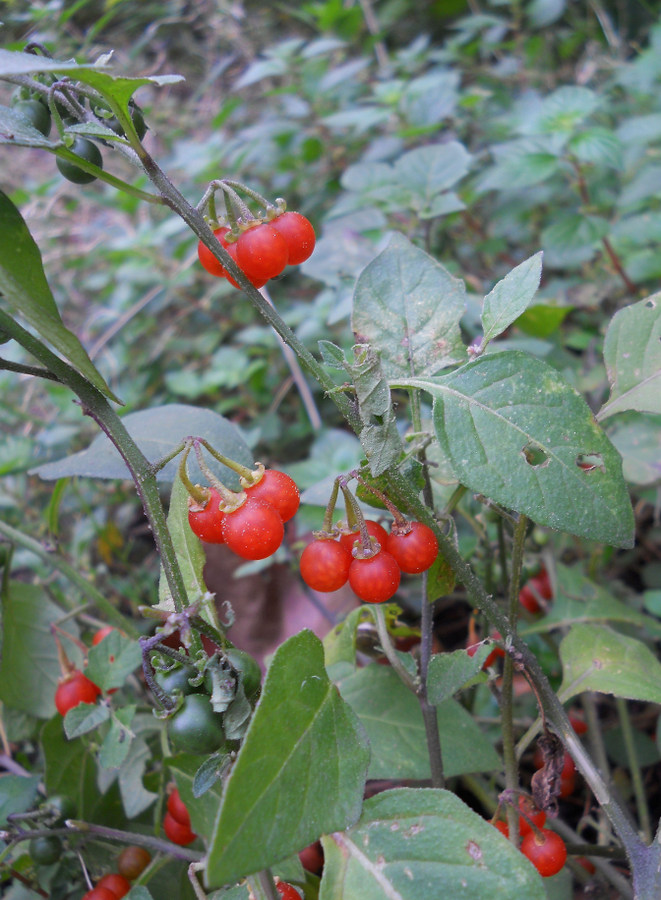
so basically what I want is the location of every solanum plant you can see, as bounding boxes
[0,13,661,900]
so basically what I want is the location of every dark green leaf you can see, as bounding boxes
[86,631,141,691]
[118,736,158,819]
[98,706,136,770]
[318,340,347,368]
[206,630,369,887]
[350,343,404,476]
[42,716,99,819]
[157,472,207,609]
[64,702,110,739]
[0,775,40,827]
[481,252,543,345]
[427,647,491,705]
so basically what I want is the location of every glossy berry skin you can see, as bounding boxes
[519,568,552,614]
[155,663,198,697]
[245,469,300,522]
[82,889,120,900]
[492,820,509,837]
[299,840,324,874]
[56,137,103,184]
[168,693,225,755]
[29,835,62,865]
[276,884,302,900]
[117,845,151,880]
[55,669,101,716]
[270,211,316,265]
[349,550,401,604]
[386,521,438,574]
[521,828,567,877]
[518,797,546,836]
[221,498,284,560]
[96,873,131,898]
[339,520,389,556]
[198,227,231,277]
[236,223,289,281]
[188,488,225,544]
[167,787,191,827]
[92,625,116,646]
[300,538,352,592]
[163,810,197,846]
[225,648,262,700]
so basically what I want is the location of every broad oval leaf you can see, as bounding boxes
[397,351,634,547]
[598,293,661,420]
[481,251,543,346]
[559,624,661,704]
[206,630,369,888]
[32,403,252,484]
[321,788,546,900]
[352,233,466,379]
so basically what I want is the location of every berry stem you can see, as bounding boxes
[178,443,210,506]
[191,441,245,511]
[221,179,276,217]
[320,478,341,534]
[338,479,377,557]
[373,605,417,691]
[195,437,256,483]
[350,470,409,531]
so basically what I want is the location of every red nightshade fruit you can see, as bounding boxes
[300,538,352,592]
[245,469,300,522]
[236,223,289,282]
[167,787,191,827]
[163,811,197,846]
[276,883,302,900]
[221,498,284,560]
[339,520,389,556]
[385,521,438,574]
[270,211,316,265]
[298,840,324,875]
[92,625,116,646]
[348,550,401,603]
[55,670,101,716]
[117,845,151,880]
[521,829,567,877]
[96,873,131,898]
[492,820,510,837]
[518,796,547,836]
[82,890,119,900]
[188,487,225,544]
[197,227,231,277]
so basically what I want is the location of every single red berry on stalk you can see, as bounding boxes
[519,568,553,614]
[349,549,401,603]
[518,796,546,836]
[521,828,567,877]
[55,670,101,716]
[167,787,191,827]
[339,520,388,556]
[96,873,131,898]
[163,810,197,846]
[276,883,302,900]
[492,820,509,837]
[245,469,300,522]
[188,487,225,544]
[300,538,352,592]
[197,227,231,277]
[82,889,119,900]
[236,223,289,281]
[386,521,438,574]
[270,211,316,265]
[298,840,324,874]
[221,498,284,560]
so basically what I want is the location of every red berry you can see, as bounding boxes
[197,227,231,277]
[223,238,268,289]
[521,828,567,877]
[349,549,401,603]
[386,521,438,574]
[236,223,289,282]
[270,211,316,265]
[245,469,300,522]
[518,796,546,836]
[117,845,151,880]
[339,520,389,556]
[519,568,552,614]
[300,538,352,592]
[167,787,191,828]
[163,810,197,846]
[96,873,131,898]
[570,714,588,735]
[188,488,225,544]
[92,625,116,646]
[55,670,101,716]
[276,883,302,900]
[492,820,510,837]
[82,889,119,900]
[221,497,284,560]
[298,840,324,874]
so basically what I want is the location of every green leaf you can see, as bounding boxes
[536,86,600,133]
[349,343,404,476]
[324,606,373,668]
[318,340,347,368]
[321,788,546,900]
[477,143,561,191]
[608,413,661,485]
[64,702,110,739]
[427,647,491,705]
[33,403,252,482]
[336,664,500,779]
[86,631,141,691]
[569,128,623,169]
[0,103,57,148]
[598,293,661,420]
[206,630,369,888]
[481,252,543,346]
[352,233,466,379]
[0,775,40,827]
[42,716,99,819]
[0,190,119,402]
[0,581,81,718]
[157,472,208,608]
[98,706,136,770]
[396,352,634,547]
[391,142,471,217]
[118,736,158,818]
[0,49,103,77]
[559,625,661,703]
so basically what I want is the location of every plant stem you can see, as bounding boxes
[418,571,444,788]
[616,697,651,843]
[245,869,279,900]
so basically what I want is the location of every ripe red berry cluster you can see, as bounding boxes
[491,798,567,878]
[300,518,438,604]
[82,845,151,899]
[163,787,197,846]
[188,468,300,560]
[197,212,315,288]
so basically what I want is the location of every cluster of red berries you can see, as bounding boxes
[54,626,118,717]
[82,845,151,899]
[300,519,438,604]
[197,211,315,288]
[187,468,300,560]
[163,787,198,846]
[492,797,567,878]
